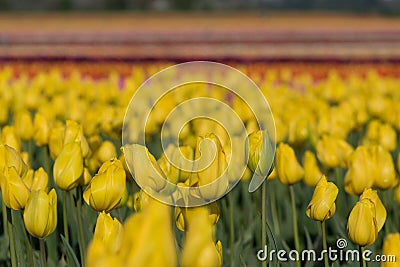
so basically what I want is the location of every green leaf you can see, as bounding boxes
[60,235,80,267]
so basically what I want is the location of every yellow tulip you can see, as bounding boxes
[194,133,229,200]
[288,118,309,146]
[1,166,30,210]
[381,233,400,267]
[369,146,398,190]
[303,151,323,187]
[181,207,223,267]
[246,130,274,178]
[347,198,378,246]
[316,135,353,169]
[63,120,90,158]
[53,141,83,191]
[0,144,28,177]
[158,144,194,184]
[95,141,117,164]
[344,146,374,195]
[306,175,338,221]
[175,202,220,231]
[1,126,20,152]
[23,189,57,238]
[120,198,177,267]
[48,122,65,160]
[14,110,33,141]
[0,98,8,125]
[363,120,397,152]
[275,143,304,185]
[23,167,48,192]
[83,158,126,212]
[91,212,123,253]
[360,188,386,231]
[33,113,50,147]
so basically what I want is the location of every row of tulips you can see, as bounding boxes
[0,65,400,267]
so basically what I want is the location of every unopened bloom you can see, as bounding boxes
[381,233,400,267]
[53,142,83,191]
[369,146,398,190]
[48,123,65,159]
[83,158,126,212]
[92,212,123,253]
[1,126,20,152]
[306,175,338,221]
[95,141,117,164]
[33,113,50,147]
[23,167,48,192]
[63,120,90,158]
[175,202,220,232]
[1,166,30,210]
[0,144,28,177]
[23,189,57,238]
[316,135,353,169]
[360,188,386,231]
[344,146,374,195]
[14,110,33,141]
[246,130,274,178]
[303,150,323,187]
[347,198,378,246]
[275,143,304,185]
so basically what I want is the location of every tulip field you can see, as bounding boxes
[1,13,400,267]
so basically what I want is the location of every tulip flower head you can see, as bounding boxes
[306,175,338,221]
[275,142,304,185]
[381,233,400,267]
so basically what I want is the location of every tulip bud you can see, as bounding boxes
[1,166,30,210]
[246,130,274,178]
[91,212,123,253]
[64,120,90,158]
[316,135,353,169]
[83,158,126,212]
[194,133,229,200]
[369,146,398,190]
[347,198,378,246]
[381,233,400,267]
[23,167,48,192]
[33,113,50,147]
[344,146,374,195]
[53,142,83,191]
[23,189,57,238]
[1,126,20,152]
[95,141,117,164]
[303,151,323,187]
[275,143,304,185]
[48,123,65,160]
[14,110,33,141]
[158,144,194,184]
[0,144,28,177]
[306,175,338,221]
[360,188,386,231]
[175,202,220,232]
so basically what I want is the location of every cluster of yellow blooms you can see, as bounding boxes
[0,65,400,267]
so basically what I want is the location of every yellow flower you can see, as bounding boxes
[14,110,33,141]
[363,120,397,152]
[48,122,65,160]
[53,142,83,191]
[95,141,117,164]
[360,188,386,232]
[92,212,123,253]
[306,175,338,221]
[175,202,220,231]
[303,151,323,187]
[347,198,378,246]
[0,144,28,177]
[246,130,274,178]
[381,233,400,267]
[83,158,126,212]
[275,143,304,185]
[63,120,90,158]
[1,126,20,152]
[23,189,57,238]
[1,166,30,210]
[23,167,48,192]
[369,146,398,190]
[344,146,374,195]
[194,133,229,200]
[33,113,50,147]
[316,135,353,169]
[181,206,223,267]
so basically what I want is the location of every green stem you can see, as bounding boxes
[289,185,301,267]
[12,211,22,266]
[1,198,9,240]
[76,187,86,264]
[269,181,280,236]
[228,193,235,267]
[6,207,16,267]
[39,238,47,267]
[21,212,34,267]
[63,191,69,243]
[359,246,366,267]
[261,180,267,267]
[321,221,329,267]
